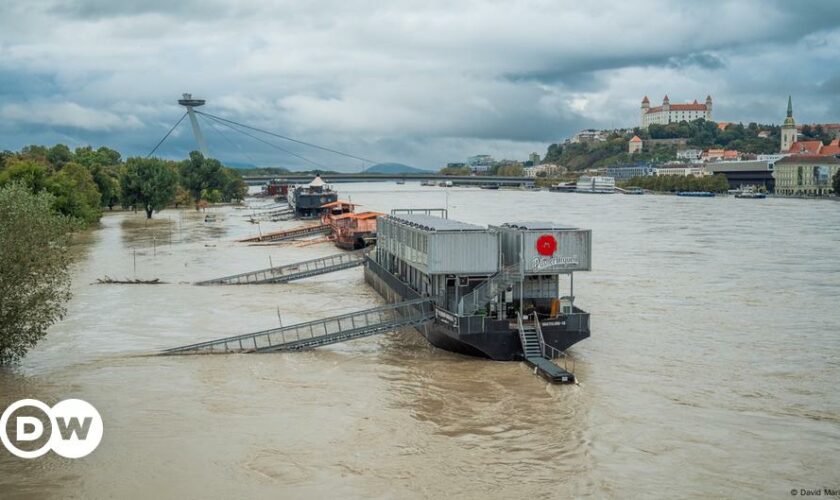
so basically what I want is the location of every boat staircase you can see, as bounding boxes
[195,249,368,285]
[162,298,434,355]
[516,312,576,384]
[457,264,522,315]
[238,223,331,243]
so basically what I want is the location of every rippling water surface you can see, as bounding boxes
[1,184,839,498]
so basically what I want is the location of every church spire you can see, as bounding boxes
[787,95,793,118]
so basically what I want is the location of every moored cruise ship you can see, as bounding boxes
[576,175,616,194]
[364,210,592,360]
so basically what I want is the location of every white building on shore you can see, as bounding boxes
[641,95,712,128]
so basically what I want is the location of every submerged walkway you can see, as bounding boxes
[194,249,368,285]
[162,298,434,354]
[238,223,331,243]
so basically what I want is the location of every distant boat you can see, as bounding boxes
[677,191,715,197]
[395,180,405,185]
[576,176,615,194]
[734,186,767,199]
[480,184,500,190]
[623,187,645,195]
[549,183,576,193]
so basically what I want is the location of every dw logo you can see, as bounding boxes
[0,399,103,459]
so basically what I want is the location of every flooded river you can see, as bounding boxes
[2,184,839,498]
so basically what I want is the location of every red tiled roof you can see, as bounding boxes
[776,155,840,165]
[629,135,642,142]
[787,141,823,155]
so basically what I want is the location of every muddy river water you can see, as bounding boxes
[1,183,839,498]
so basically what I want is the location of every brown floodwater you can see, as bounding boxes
[1,183,839,498]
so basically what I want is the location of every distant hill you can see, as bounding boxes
[235,166,291,176]
[223,161,259,169]
[363,162,431,174]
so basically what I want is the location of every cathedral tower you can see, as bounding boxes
[780,96,797,153]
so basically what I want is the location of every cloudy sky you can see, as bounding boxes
[1,0,839,171]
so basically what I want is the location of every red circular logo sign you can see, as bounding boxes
[536,235,557,256]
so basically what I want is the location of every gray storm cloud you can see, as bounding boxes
[0,0,839,169]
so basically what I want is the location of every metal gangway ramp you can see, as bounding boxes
[238,223,331,243]
[516,313,576,384]
[195,249,369,285]
[162,298,434,355]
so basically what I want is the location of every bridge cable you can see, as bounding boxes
[197,113,261,167]
[200,113,330,170]
[194,110,379,165]
[146,111,188,158]
[200,113,329,170]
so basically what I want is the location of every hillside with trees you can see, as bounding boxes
[541,119,796,171]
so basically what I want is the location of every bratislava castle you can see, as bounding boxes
[641,95,712,128]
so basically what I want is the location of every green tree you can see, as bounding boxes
[92,165,121,209]
[179,151,225,208]
[439,165,471,175]
[497,164,525,176]
[543,143,563,163]
[0,159,51,192]
[48,162,102,224]
[19,145,49,164]
[47,144,73,169]
[221,168,248,202]
[0,150,15,171]
[203,189,223,204]
[0,183,74,364]
[74,145,122,168]
[121,157,178,219]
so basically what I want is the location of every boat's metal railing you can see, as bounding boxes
[390,208,448,219]
[534,315,575,373]
[564,312,590,332]
[457,264,521,315]
[163,298,434,354]
[434,307,486,335]
[195,249,369,285]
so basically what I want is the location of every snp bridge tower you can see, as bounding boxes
[178,93,209,156]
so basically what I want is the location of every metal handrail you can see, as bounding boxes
[515,311,530,355]
[164,298,433,353]
[534,315,547,357]
[458,263,521,315]
[533,314,574,373]
[197,249,369,284]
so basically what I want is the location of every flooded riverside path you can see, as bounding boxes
[2,183,840,498]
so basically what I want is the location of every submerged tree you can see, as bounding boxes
[0,183,74,364]
[120,157,178,219]
[179,151,225,209]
